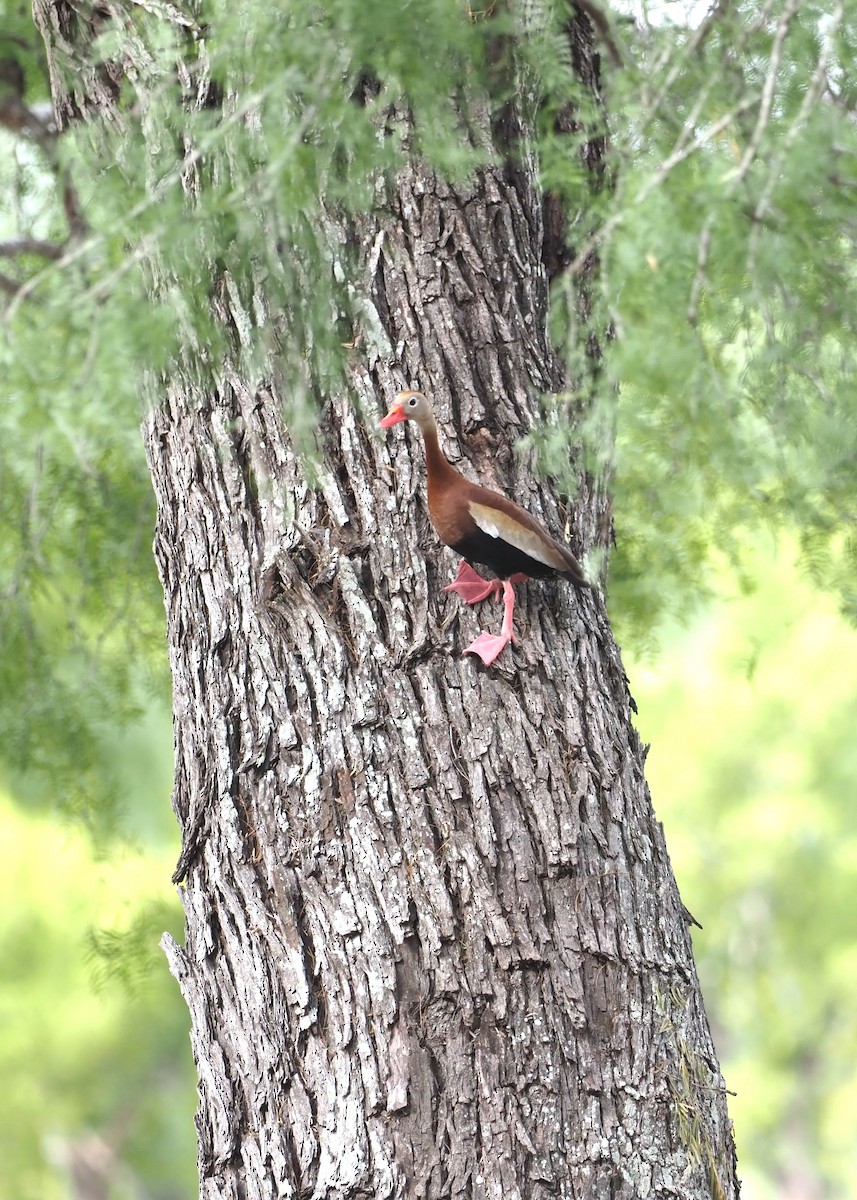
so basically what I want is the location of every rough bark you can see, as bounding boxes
[35,2,739,1198]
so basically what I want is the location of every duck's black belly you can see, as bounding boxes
[448,528,559,581]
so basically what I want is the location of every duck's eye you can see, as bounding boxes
[408,397,417,407]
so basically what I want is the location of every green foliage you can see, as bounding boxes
[0,245,167,829]
[0,789,195,1200]
[518,1,857,646]
[594,0,856,644]
[70,0,493,403]
[630,542,857,1198]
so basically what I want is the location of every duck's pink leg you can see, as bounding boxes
[463,580,519,665]
[444,561,502,604]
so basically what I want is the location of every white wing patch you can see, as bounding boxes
[468,500,567,571]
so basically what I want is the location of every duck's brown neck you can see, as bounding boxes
[420,421,460,490]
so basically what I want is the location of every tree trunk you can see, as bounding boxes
[35,3,739,1197]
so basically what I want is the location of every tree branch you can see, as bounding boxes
[0,272,23,297]
[734,0,801,183]
[0,237,64,260]
[687,216,714,327]
[751,0,841,222]
[641,0,735,136]
[566,91,760,277]
[0,93,56,146]
[747,0,843,281]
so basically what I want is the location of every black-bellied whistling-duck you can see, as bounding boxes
[380,390,590,665]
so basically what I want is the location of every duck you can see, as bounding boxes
[380,390,590,664]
